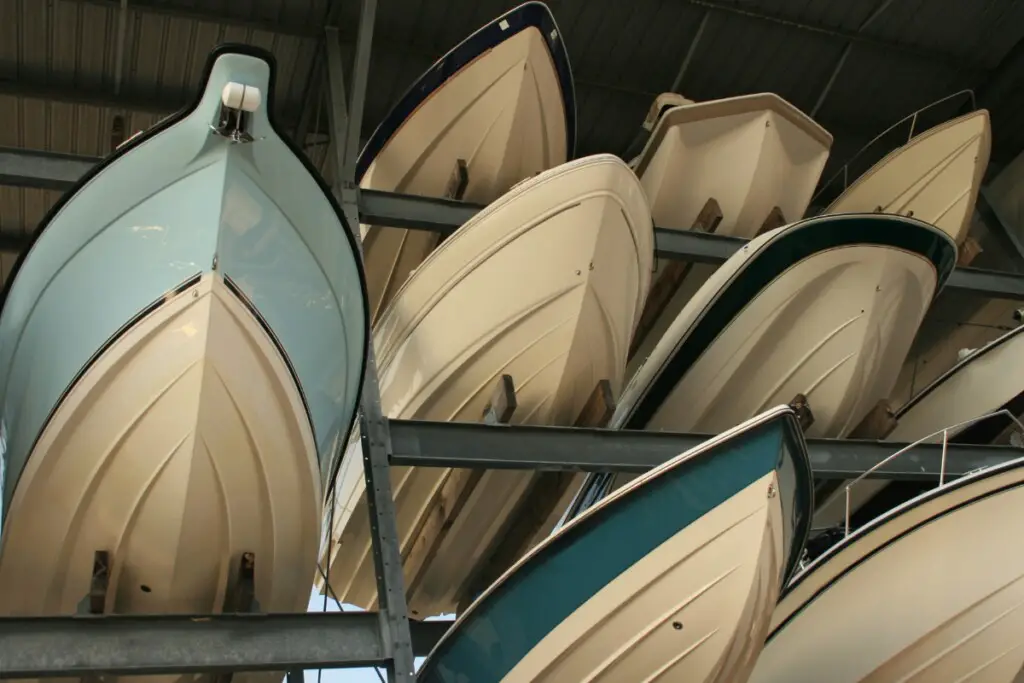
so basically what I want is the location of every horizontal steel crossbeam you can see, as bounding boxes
[2,149,1024,300]
[0,611,452,678]
[389,419,1024,482]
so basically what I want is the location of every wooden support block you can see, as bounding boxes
[427,158,470,252]
[76,551,112,683]
[213,552,260,683]
[755,206,787,236]
[957,235,983,267]
[445,158,469,201]
[481,374,517,425]
[403,466,484,617]
[457,380,618,612]
[406,374,515,613]
[628,198,723,359]
[849,398,898,440]
[789,393,815,431]
[77,550,111,616]
[573,378,616,428]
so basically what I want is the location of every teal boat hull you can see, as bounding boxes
[418,405,813,683]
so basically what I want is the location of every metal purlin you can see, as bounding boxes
[324,0,417,680]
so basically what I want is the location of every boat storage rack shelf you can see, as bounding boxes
[2,418,1021,680]
[5,0,1024,680]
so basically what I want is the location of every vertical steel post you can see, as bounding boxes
[324,4,415,682]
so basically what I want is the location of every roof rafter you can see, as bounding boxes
[71,0,987,74]
[679,0,984,72]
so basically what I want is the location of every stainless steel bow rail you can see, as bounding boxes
[843,409,1024,537]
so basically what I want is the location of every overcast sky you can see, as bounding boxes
[303,589,431,683]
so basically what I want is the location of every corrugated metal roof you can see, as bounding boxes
[1,0,1024,258]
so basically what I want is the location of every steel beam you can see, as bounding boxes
[360,190,1024,300]
[388,419,1024,482]
[975,186,1024,267]
[327,0,415,679]
[679,0,982,72]
[0,148,98,191]
[5,150,1024,301]
[74,0,315,37]
[946,266,1024,300]
[0,78,184,115]
[810,0,897,117]
[0,612,452,678]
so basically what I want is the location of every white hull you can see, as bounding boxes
[629,93,832,368]
[826,110,991,245]
[751,460,1024,683]
[501,472,784,682]
[0,273,320,615]
[320,155,653,617]
[360,20,570,323]
[627,218,940,437]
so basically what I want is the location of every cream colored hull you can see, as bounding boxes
[634,240,936,437]
[360,24,569,323]
[752,461,1024,683]
[501,472,784,683]
[0,273,320,682]
[629,94,832,369]
[889,297,1016,408]
[320,155,653,617]
[815,324,1024,528]
[827,110,991,245]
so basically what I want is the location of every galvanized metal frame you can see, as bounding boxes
[0,612,452,678]
[387,420,1024,482]
[323,1,416,680]
[5,419,1020,679]
[4,2,1024,677]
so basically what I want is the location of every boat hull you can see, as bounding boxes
[0,46,368,683]
[358,2,574,323]
[623,214,956,437]
[815,323,1024,529]
[569,214,956,511]
[0,272,319,616]
[417,406,813,683]
[319,154,653,617]
[629,94,832,367]
[751,458,1024,683]
[826,110,991,245]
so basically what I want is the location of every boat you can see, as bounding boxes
[627,92,833,367]
[750,454,1024,683]
[0,43,368,637]
[570,212,958,515]
[317,154,653,618]
[357,1,576,324]
[416,404,813,683]
[823,108,990,246]
[887,136,1019,410]
[814,323,1024,529]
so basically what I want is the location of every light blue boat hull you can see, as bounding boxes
[0,45,369,526]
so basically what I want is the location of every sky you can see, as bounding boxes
[303,588,435,683]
